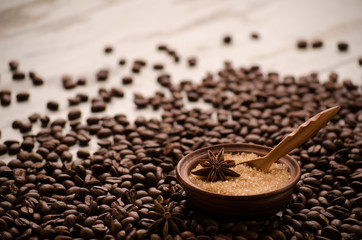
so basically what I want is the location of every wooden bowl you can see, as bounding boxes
[176,143,301,219]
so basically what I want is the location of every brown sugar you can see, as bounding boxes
[189,152,291,195]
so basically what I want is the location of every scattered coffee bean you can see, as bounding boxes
[187,57,197,67]
[337,42,348,51]
[1,93,11,106]
[104,46,113,53]
[91,101,106,112]
[157,44,168,51]
[12,71,25,80]
[0,144,7,155]
[77,77,87,85]
[119,58,126,65]
[97,69,109,81]
[311,39,323,48]
[153,63,164,70]
[111,88,124,98]
[223,35,232,44]
[9,61,19,71]
[68,109,82,120]
[62,75,77,89]
[68,96,81,106]
[47,101,59,111]
[250,32,259,39]
[32,76,44,86]
[16,92,30,102]
[297,40,308,49]
[122,76,133,85]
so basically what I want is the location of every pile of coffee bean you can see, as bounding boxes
[1,53,362,240]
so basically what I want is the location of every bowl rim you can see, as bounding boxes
[176,143,301,199]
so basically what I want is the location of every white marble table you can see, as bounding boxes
[0,0,362,154]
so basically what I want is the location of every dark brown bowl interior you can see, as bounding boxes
[176,143,301,219]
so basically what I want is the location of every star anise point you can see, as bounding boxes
[191,148,240,182]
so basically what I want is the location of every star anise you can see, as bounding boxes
[191,148,240,182]
[147,200,183,239]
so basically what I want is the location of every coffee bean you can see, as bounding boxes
[104,46,113,53]
[16,92,30,102]
[153,63,164,70]
[20,121,32,133]
[9,61,19,71]
[311,39,323,48]
[28,71,36,79]
[111,88,124,98]
[32,76,44,86]
[12,71,25,80]
[187,57,197,67]
[122,76,133,85]
[297,40,308,49]
[8,143,20,155]
[271,230,286,240]
[80,227,94,238]
[1,93,11,106]
[223,35,232,44]
[47,101,59,111]
[250,32,259,39]
[337,42,348,51]
[60,151,73,162]
[118,58,126,65]
[68,109,81,120]
[91,101,106,112]
[38,184,54,196]
[68,96,81,106]
[0,144,7,155]
[97,69,109,81]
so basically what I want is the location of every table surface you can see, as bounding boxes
[1,0,362,160]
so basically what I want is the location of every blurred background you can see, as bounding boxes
[1,0,362,141]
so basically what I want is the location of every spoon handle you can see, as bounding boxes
[257,106,340,171]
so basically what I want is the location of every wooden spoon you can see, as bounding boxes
[243,106,340,172]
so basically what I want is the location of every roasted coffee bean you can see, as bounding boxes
[153,63,164,70]
[20,121,32,133]
[32,76,44,85]
[0,144,7,155]
[8,143,21,155]
[122,76,133,85]
[91,101,106,112]
[16,92,30,102]
[223,35,232,44]
[47,101,59,111]
[118,58,126,65]
[96,69,109,81]
[1,94,11,106]
[110,88,124,98]
[104,46,113,53]
[311,39,323,48]
[297,40,308,49]
[9,60,19,71]
[12,71,26,80]
[38,184,54,196]
[337,42,348,51]
[250,32,259,39]
[68,96,81,105]
[80,227,94,238]
[68,109,81,120]
[187,57,197,67]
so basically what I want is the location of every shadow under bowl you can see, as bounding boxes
[176,143,301,219]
